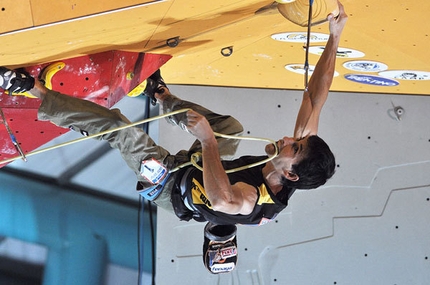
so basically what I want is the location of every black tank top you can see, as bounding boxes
[181,156,294,225]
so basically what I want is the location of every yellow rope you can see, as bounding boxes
[174,134,278,174]
[1,108,278,172]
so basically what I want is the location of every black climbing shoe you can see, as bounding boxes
[143,69,167,106]
[0,67,35,93]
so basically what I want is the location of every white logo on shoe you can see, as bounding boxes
[1,70,14,89]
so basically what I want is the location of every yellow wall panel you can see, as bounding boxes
[0,0,33,33]
[0,0,428,95]
[30,0,157,25]
[0,2,172,67]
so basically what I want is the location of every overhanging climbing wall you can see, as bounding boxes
[0,51,171,167]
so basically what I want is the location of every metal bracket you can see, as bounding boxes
[0,108,27,161]
[390,101,405,121]
[221,46,233,57]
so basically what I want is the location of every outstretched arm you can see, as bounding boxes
[294,1,348,139]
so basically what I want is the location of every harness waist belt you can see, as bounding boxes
[179,168,198,212]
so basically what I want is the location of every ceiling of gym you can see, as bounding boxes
[1,0,429,96]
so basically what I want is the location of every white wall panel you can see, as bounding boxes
[157,85,430,284]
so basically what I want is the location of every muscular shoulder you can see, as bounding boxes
[231,182,258,215]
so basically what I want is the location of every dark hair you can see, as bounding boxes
[284,135,335,190]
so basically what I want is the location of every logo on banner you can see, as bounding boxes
[344,74,399,86]
[378,70,430,80]
[271,32,329,43]
[343,60,388,72]
[285,64,339,77]
[309,46,365,58]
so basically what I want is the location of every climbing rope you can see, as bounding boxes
[0,108,279,173]
[304,0,314,90]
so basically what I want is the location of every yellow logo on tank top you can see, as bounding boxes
[191,179,274,208]
[191,178,213,208]
[257,184,275,205]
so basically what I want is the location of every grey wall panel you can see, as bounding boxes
[157,85,430,284]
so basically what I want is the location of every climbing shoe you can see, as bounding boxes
[143,69,167,106]
[0,67,35,93]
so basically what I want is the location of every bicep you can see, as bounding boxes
[214,182,257,215]
[293,90,323,139]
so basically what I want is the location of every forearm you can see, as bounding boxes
[186,109,242,213]
[200,138,236,211]
[307,1,347,105]
[307,33,341,105]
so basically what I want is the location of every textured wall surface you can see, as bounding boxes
[157,85,430,284]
